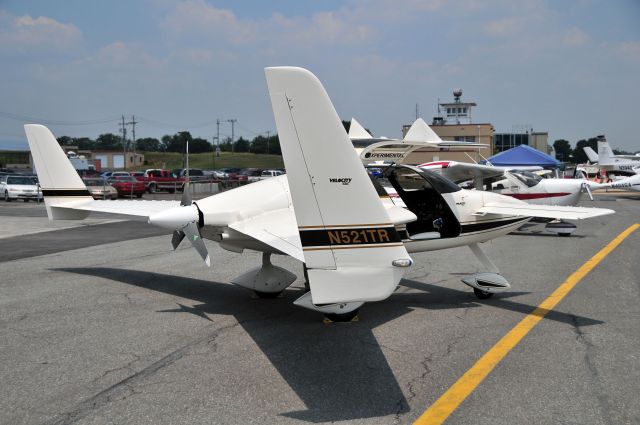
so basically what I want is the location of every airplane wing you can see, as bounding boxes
[229,207,304,261]
[48,199,180,217]
[476,202,614,220]
[420,161,504,184]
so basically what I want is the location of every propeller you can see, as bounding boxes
[148,140,210,266]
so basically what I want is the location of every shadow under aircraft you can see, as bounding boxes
[56,267,603,422]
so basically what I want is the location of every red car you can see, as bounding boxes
[107,176,146,198]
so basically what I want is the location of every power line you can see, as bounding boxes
[0,111,119,126]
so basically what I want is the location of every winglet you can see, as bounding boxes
[265,67,412,304]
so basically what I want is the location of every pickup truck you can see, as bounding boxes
[135,169,186,193]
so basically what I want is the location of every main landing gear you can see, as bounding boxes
[461,243,511,299]
[230,252,296,298]
[296,264,361,323]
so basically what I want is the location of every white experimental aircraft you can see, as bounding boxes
[417,160,601,236]
[24,67,615,321]
[583,137,640,176]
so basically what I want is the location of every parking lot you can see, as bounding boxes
[1,192,639,425]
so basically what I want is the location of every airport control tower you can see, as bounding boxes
[403,88,495,164]
[433,89,477,125]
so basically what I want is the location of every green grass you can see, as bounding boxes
[142,152,284,170]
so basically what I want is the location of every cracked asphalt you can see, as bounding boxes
[1,193,639,425]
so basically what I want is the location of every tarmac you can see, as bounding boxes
[1,191,639,425]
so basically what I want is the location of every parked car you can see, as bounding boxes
[204,170,229,179]
[219,168,247,181]
[170,168,211,182]
[136,169,187,193]
[111,171,132,178]
[129,171,145,178]
[1,175,42,202]
[260,169,284,179]
[239,168,264,183]
[107,176,146,198]
[82,177,118,200]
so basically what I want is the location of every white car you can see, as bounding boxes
[1,175,43,202]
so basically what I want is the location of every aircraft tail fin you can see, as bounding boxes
[583,146,599,163]
[402,118,442,142]
[265,67,412,304]
[24,124,92,220]
[597,137,615,165]
[348,117,372,139]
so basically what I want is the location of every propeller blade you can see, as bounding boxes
[171,230,185,250]
[183,221,211,267]
[180,181,192,206]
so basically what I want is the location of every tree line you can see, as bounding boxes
[56,131,282,155]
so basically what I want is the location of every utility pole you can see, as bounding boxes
[127,115,138,152]
[119,115,127,170]
[216,119,220,149]
[266,131,270,155]
[227,119,237,153]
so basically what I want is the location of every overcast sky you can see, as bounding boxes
[1,0,639,151]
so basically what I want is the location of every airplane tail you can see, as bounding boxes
[583,146,599,163]
[597,137,615,165]
[348,117,372,139]
[265,67,412,305]
[24,124,92,220]
[403,118,442,142]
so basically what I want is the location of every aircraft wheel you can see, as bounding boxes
[473,288,494,299]
[254,290,283,299]
[303,264,310,292]
[324,309,359,323]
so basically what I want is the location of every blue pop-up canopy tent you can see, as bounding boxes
[482,145,561,168]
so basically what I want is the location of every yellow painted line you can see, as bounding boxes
[414,223,640,425]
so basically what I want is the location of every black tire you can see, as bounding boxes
[558,233,571,237]
[136,193,143,198]
[166,188,175,194]
[324,308,359,323]
[254,290,283,299]
[23,199,29,202]
[473,288,494,299]
[4,191,11,202]
[303,264,310,292]
[148,183,157,193]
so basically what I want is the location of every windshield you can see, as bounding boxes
[6,176,36,185]
[510,170,542,187]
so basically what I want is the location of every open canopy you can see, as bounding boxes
[483,145,560,168]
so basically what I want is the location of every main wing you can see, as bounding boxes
[419,161,504,184]
[476,202,614,220]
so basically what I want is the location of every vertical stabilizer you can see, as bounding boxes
[402,118,442,143]
[583,146,599,163]
[598,138,615,165]
[348,117,372,139]
[265,67,412,304]
[24,124,91,219]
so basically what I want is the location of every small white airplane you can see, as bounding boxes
[597,173,640,193]
[349,117,487,165]
[417,160,601,236]
[24,67,615,321]
[583,137,640,176]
